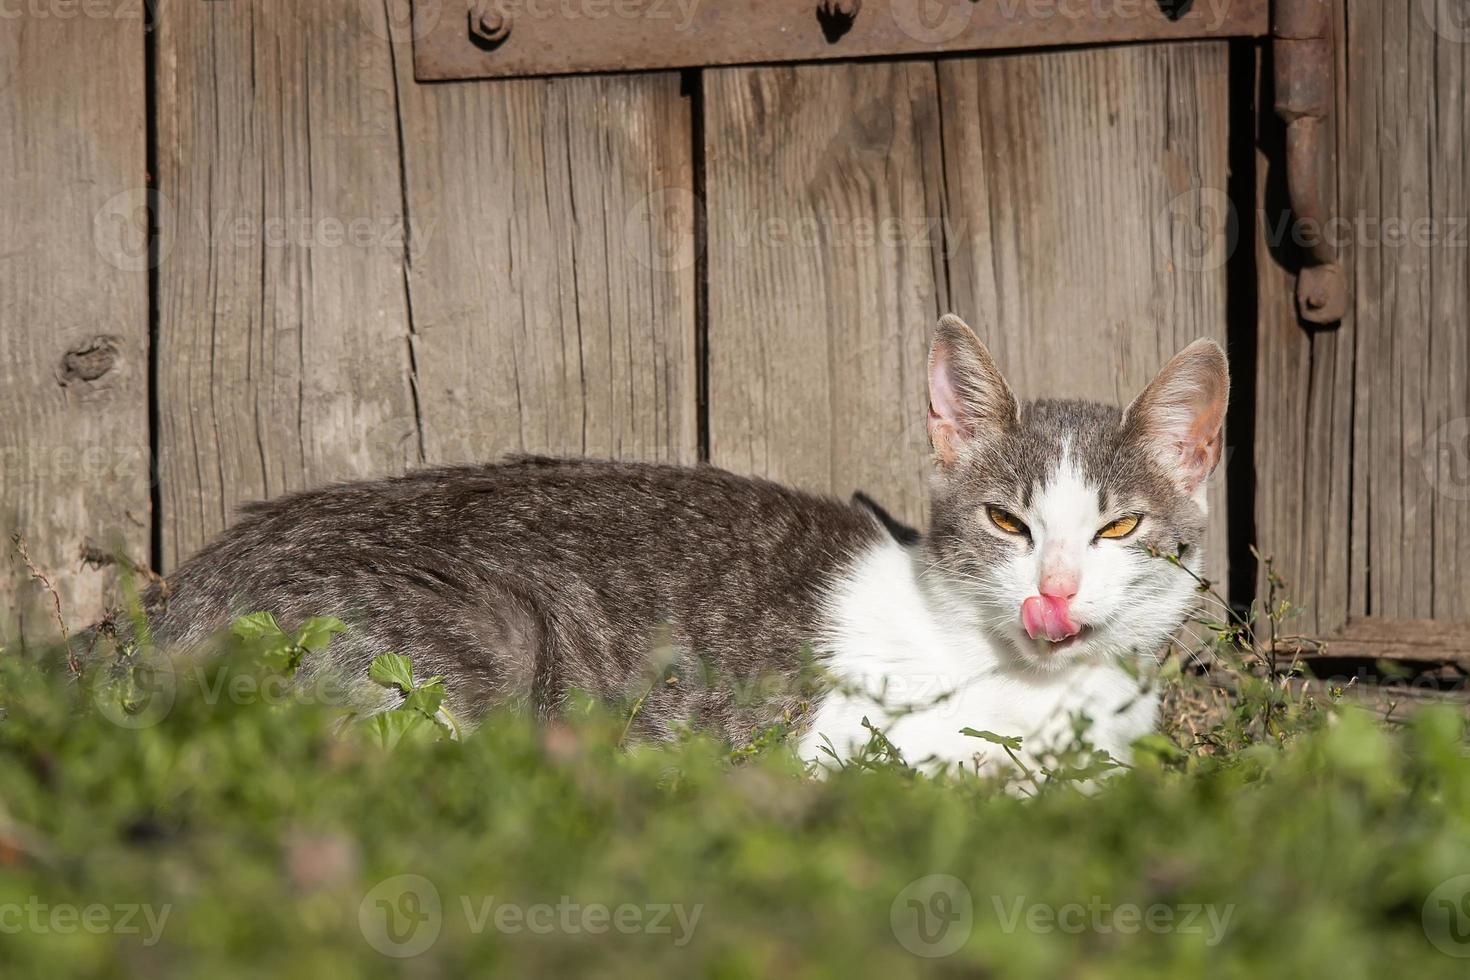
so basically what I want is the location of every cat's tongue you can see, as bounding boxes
[1021,595,1082,644]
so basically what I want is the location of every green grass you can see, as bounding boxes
[1,590,1469,978]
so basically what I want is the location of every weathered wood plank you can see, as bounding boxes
[154,0,422,568]
[1252,32,1355,639]
[704,62,948,526]
[0,11,149,634]
[938,43,1233,589]
[388,65,698,465]
[156,1,698,573]
[1277,618,1470,670]
[1257,0,1469,639]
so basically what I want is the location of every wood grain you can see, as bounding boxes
[0,11,150,633]
[1346,0,1469,623]
[1251,34,1354,639]
[389,65,697,466]
[155,0,697,570]
[1256,1,1469,637]
[154,0,422,568]
[704,62,948,527]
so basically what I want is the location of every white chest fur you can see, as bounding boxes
[797,538,1160,774]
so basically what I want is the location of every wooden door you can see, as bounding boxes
[1255,1,1470,663]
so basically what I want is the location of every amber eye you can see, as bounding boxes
[1096,514,1142,540]
[987,506,1030,537]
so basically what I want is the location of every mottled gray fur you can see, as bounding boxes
[108,458,889,740]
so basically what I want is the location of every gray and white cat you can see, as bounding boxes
[103,315,1228,773]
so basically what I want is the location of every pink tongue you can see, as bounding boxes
[1021,594,1081,643]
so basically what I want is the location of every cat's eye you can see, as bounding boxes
[1096,514,1142,540]
[987,507,1030,537]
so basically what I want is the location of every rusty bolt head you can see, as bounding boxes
[469,3,511,45]
[818,0,861,19]
[1297,263,1349,326]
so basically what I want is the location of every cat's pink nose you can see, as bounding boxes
[1039,572,1078,601]
[1021,594,1082,643]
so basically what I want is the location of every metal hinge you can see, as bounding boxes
[1273,0,1347,326]
[410,0,1269,81]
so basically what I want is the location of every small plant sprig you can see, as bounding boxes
[230,612,347,677]
[1144,543,1334,756]
[364,652,462,748]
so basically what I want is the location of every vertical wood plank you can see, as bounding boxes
[1345,0,1469,623]
[390,67,698,465]
[156,1,698,573]
[939,44,1233,588]
[0,10,149,632]
[1252,34,1355,638]
[705,63,948,526]
[1257,0,1469,635]
[154,0,422,568]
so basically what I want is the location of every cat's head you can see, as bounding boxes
[923,314,1228,671]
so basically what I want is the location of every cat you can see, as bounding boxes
[94,315,1228,774]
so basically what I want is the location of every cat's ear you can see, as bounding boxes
[1123,339,1230,503]
[927,315,1019,466]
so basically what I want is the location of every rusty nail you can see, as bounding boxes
[469,3,511,45]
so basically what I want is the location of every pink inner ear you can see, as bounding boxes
[928,351,965,429]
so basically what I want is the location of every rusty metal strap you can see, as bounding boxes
[1273,0,1347,326]
[410,0,1270,82]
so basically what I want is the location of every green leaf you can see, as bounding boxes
[230,611,284,641]
[404,682,445,719]
[257,645,301,677]
[368,653,415,694]
[961,728,1024,751]
[294,616,348,653]
[1131,733,1189,762]
[365,709,431,749]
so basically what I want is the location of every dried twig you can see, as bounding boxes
[11,533,78,676]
